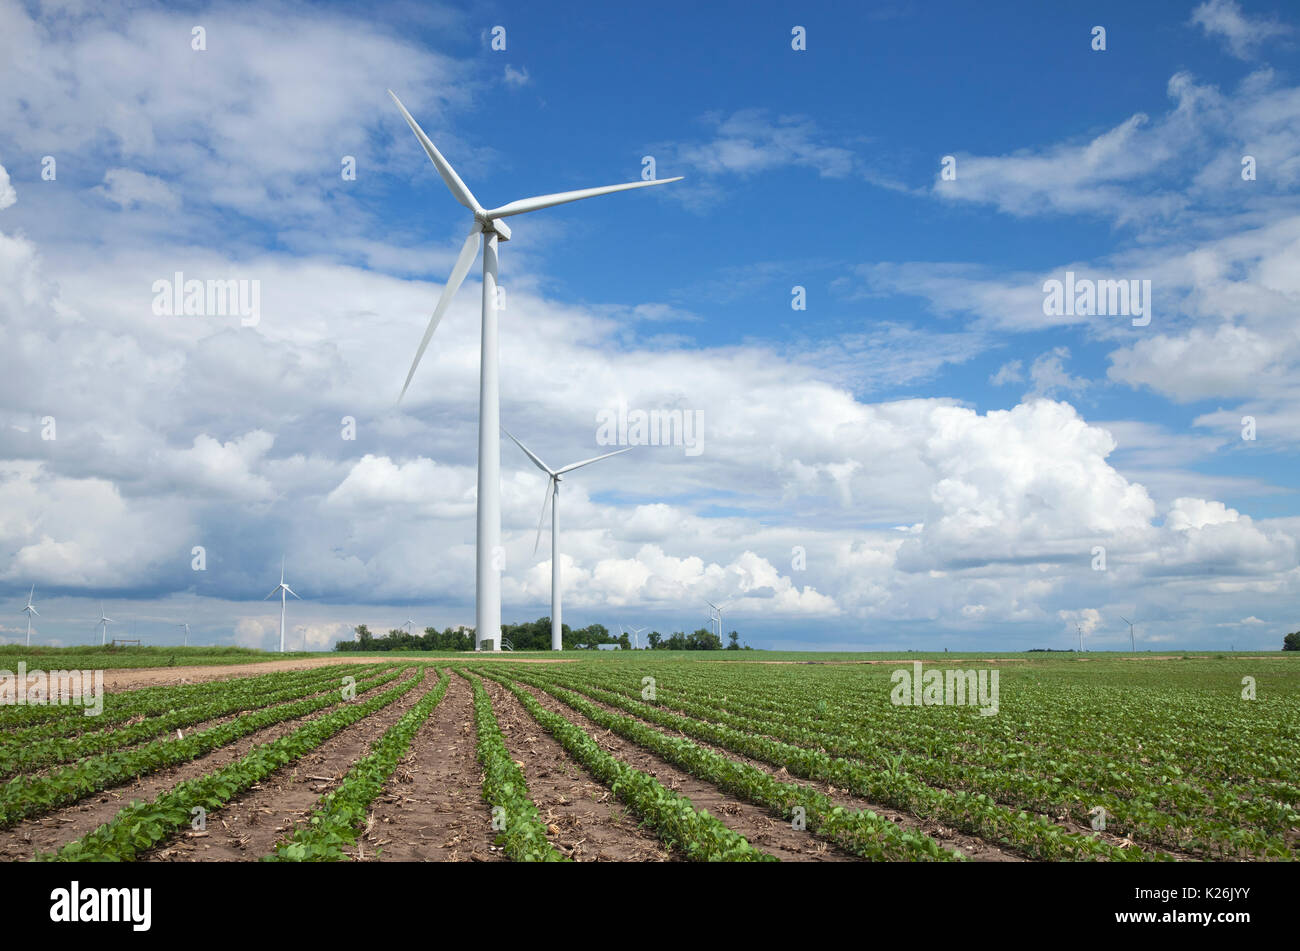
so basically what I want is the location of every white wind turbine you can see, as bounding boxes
[264,558,301,654]
[178,622,190,647]
[97,602,115,646]
[388,90,680,652]
[403,618,416,635]
[22,586,38,647]
[706,599,728,642]
[628,625,648,650]
[1120,615,1136,652]
[504,429,630,651]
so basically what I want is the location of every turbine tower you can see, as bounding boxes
[504,428,630,651]
[178,622,190,647]
[1120,615,1136,652]
[22,586,38,647]
[97,602,115,646]
[707,600,728,642]
[388,90,680,652]
[264,558,301,653]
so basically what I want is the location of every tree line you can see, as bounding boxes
[334,619,751,652]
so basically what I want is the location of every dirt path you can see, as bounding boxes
[0,670,417,861]
[88,655,572,693]
[142,671,437,861]
[360,673,502,861]
[511,680,861,862]
[482,678,670,862]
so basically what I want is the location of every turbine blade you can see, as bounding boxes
[264,588,280,600]
[29,607,39,617]
[285,586,302,600]
[398,227,481,402]
[388,90,482,213]
[533,481,553,556]
[502,428,554,476]
[555,446,633,475]
[485,177,683,219]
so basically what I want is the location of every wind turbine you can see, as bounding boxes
[627,625,648,650]
[97,603,115,646]
[707,600,728,642]
[264,558,301,653]
[504,429,630,651]
[388,90,681,652]
[178,622,190,647]
[22,586,38,647]
[403,618,416,635]
[1120,616,1136,652]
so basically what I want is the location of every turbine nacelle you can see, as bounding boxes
[475,214,511,241]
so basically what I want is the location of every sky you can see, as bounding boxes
[1,0,1298,652]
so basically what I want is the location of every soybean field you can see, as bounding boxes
[0,651,1295,862]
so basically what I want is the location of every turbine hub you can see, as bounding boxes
[477,214,511,241]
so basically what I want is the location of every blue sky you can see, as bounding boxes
[1,0,1298,651]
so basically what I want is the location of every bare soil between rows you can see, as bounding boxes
[482,678,672,861]
[143,671,435,861]
[359,672,503,861]
[510,679,862,861]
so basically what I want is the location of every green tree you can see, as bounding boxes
[1284,631,1300,651]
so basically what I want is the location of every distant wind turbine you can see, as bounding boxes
[178,622,190,647]
[707,600,728,642]
[388,90,681,652]
[264,558,301,653]
[504,429,631,651]
[97,602,115,646]
[1120,616,1136,652]
[403,618,417,635]
[22,586,38,647]
[628,625,648,650]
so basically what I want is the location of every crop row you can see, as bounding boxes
[40,669,431,861]
[490,669,962,862]
[266,668,453,862]
[0,664,392,777]
[0,663,386,747]
[562,666,1294,858]
[482,672,775,861]
[0,666,410,828]
[461,671,567,862]
[513,667,1149,862]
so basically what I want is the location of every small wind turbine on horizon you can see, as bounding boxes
[387,89,680,652]
[22,586,38,647]
[97,603,115,645]
[264,558,301,653]
[627,625,648,650]
[707,600,728,642]
[403,618,417,635]
[504,428,631,651]
[1119,615,1136,652]
[178,622,190,647]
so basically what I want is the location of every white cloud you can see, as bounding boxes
[94,168,180,210]
[0,164,15,210]
[503,64,531,86]
[1190,0,1292,59]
